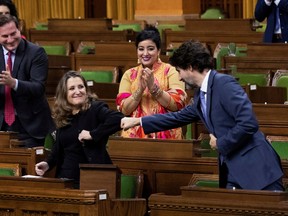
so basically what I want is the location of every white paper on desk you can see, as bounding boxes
[21,175,43,178]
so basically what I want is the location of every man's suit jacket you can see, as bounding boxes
[0,39,55,139]
[255,0,288,42]
[142,70,283,190]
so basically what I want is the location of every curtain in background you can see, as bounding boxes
[13,0,256,31]
[243,0,257,19]
[107,0,257,20]
[107,0,135,20]
[13,0,84,31]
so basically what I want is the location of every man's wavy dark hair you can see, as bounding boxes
[169,40,214,73]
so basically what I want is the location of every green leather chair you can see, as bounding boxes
[35,22,48,30]
[185,123,193,140]
[81,71,115,83]
[156,23,185,40]
[77,41,95,54]
[42,45,67,55]
[267,136,288,160]
[234,73,268,86]
[120,172,144,198]
[120,175,137,198]
[113,24,142,32]
[0,163,21,176]
[35,41,71,56]
[0,168,14,176]
[270,141,288,160]
[274,76,288,101]
[79,66,119,83]
[215,46,247,70]
[195,180,219,188]
[44,132,56,150]
[256,23,267,32]
[199,135,218,157]
[200,7,226,19]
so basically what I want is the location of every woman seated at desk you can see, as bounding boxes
[35,71,124,188]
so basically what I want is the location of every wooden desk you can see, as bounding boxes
[223,56,288,74]
[244,85,287,104]
[0,176,73,189]
[149,186,288,215]
[254,104,288,136]
[246,43,288,57]
[0,147,47,175]
[0,186,146,216]
[0,131,18,148]
[72,53,136,74]
[80,164,121,199]
[29,29,135,52]
[47,18,113,31]
[164,29,263,52]
[87,82,119,99]
[108,137,218,197]
[185,18,256,32]
[192,103,288,139]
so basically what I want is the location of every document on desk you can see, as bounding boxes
[22,175,43,178]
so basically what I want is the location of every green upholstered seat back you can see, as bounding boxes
[270,141,288,160]
[120,175,137,198]
[44,133,55,150]
[215,46,247,70]
[234,73,268,86]
[0,168,14,176]
[42,45,67,55]
[256,23,267,32]
[200,8,226,19]
[200,137,218,157]
[157,24,184,39]
[185,123,192,140]
[35,22,48,30]
[195,180,219,188]
[79,45,95,54]
[81,71,114,83]
[275,76,288,100]
[113,24,142,32]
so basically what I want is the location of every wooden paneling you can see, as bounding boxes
[47,18,113,31]
[185,18,255,32]
[201,0,243,18]
[222,43,288,73]
[224,56,288,74]
[108,137,218,197]
[0,176,74,189]
[149,186,288,215]
[29,29,134,52]
[0,186,146,216]
[193,104,288,140]
[80,164,121,199]
[164,29,263,52]
[0,147,48,175]
[85,0,107,18]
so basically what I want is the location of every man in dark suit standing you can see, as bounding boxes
[255,0,288,43]
[0,14,55,147]
[121,40,284,191]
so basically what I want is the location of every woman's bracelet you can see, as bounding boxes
[150,85,163,99]
[132,88,142,101]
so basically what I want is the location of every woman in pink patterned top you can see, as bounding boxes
[116,26,186,139]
